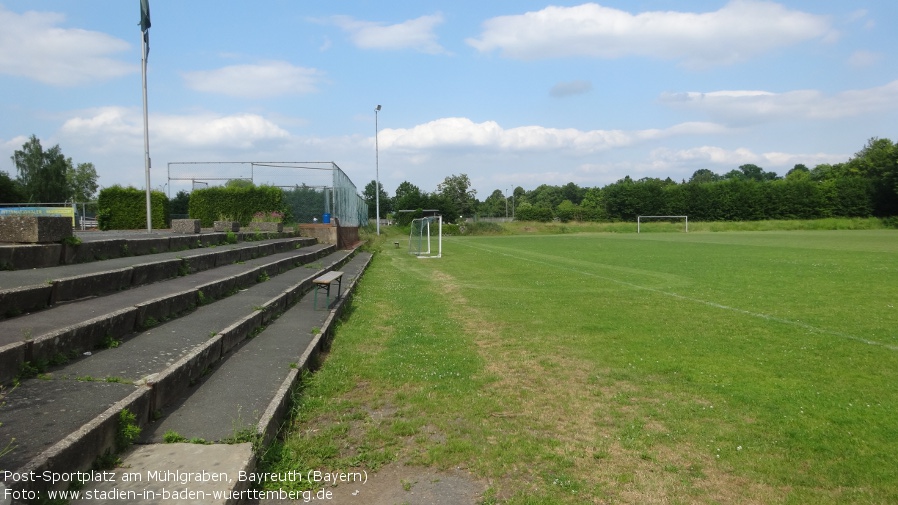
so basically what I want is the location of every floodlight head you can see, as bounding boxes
[375,105,381,111]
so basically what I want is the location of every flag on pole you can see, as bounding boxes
[140,0,151,60]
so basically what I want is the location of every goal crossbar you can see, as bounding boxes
[637,215,688,233]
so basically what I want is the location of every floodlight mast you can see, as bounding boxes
[375,105,381,235]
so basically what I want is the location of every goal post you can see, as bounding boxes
[637,215,688,233]
[408,215,442,258]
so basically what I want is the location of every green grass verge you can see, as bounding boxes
[263,226,898,504]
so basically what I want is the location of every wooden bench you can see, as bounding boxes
[313,271,344,310]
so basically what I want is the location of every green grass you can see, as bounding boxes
[263,227,898,503]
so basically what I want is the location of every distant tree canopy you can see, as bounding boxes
[460,137,896,223]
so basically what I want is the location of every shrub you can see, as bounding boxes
[97,186,169,230]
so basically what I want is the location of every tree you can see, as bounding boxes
[0,170,24,203]
[12,135,69,202]
[363,179,391,219]
[67,162,99,201]
[529,184,564,209]
[480,189,506,217]
[689,169,720,184]
[436,173,477,218]
[393,181,427,212]
[785,164,810,181]
[561,182,586,205]
[847,137,898,215]
[170,190,190,216]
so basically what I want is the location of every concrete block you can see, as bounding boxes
[214,221,240,232]
[0,216,72,243]
[171,219,200,234]
[298,223,337,245]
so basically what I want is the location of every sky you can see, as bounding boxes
[1,0,896,201]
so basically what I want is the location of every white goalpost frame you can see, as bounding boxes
[637,215,688,233]
[408,215,442,258]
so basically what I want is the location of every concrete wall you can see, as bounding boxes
[298,223,337,246]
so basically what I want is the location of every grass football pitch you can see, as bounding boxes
[269,229,898,504]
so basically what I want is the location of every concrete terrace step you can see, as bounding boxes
[0,235,317,320]
[0,241,334,385]
[142,252,373,444]
[0,228,298,271]
[0,248,371,501]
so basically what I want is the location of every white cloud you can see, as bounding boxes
[650,146,846,170]
[378,117,726,154]
[550,80,592,97]
[847,50,882,68]
[466,1,835,68]
[182,61,324,98]
[660,80,898,123]
[59,107,291,151]
[329,13,448,54]
[0,5,134,85]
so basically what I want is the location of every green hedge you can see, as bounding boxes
[188,185,287,227]
[97,186,169,230]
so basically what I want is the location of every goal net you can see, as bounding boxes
[637,215,688,233]
[408,216,442,258]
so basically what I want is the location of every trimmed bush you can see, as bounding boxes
[189,185,287,227]
[97,186,169,230]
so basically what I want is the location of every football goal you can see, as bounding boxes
[637,215,688,233]
[408,216,442,258]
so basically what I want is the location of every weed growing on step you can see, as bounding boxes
[61,235,82,246]
[99,334,121,349]
[17,360,48,380]
[197,290,208,306]
[140,316,159,329]
[164,430,187,443]
[49,350,77,366]
[116,409,141,452]
[257,271,270,283]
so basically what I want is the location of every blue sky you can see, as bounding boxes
[1,1,896,200]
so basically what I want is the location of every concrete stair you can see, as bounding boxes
[0,231,372,502]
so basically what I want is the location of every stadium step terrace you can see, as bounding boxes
[0,230,372,501]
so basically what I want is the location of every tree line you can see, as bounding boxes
[4,135,895,225]
[364,137,898,224]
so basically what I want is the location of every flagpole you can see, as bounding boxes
[141,32,151,232]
